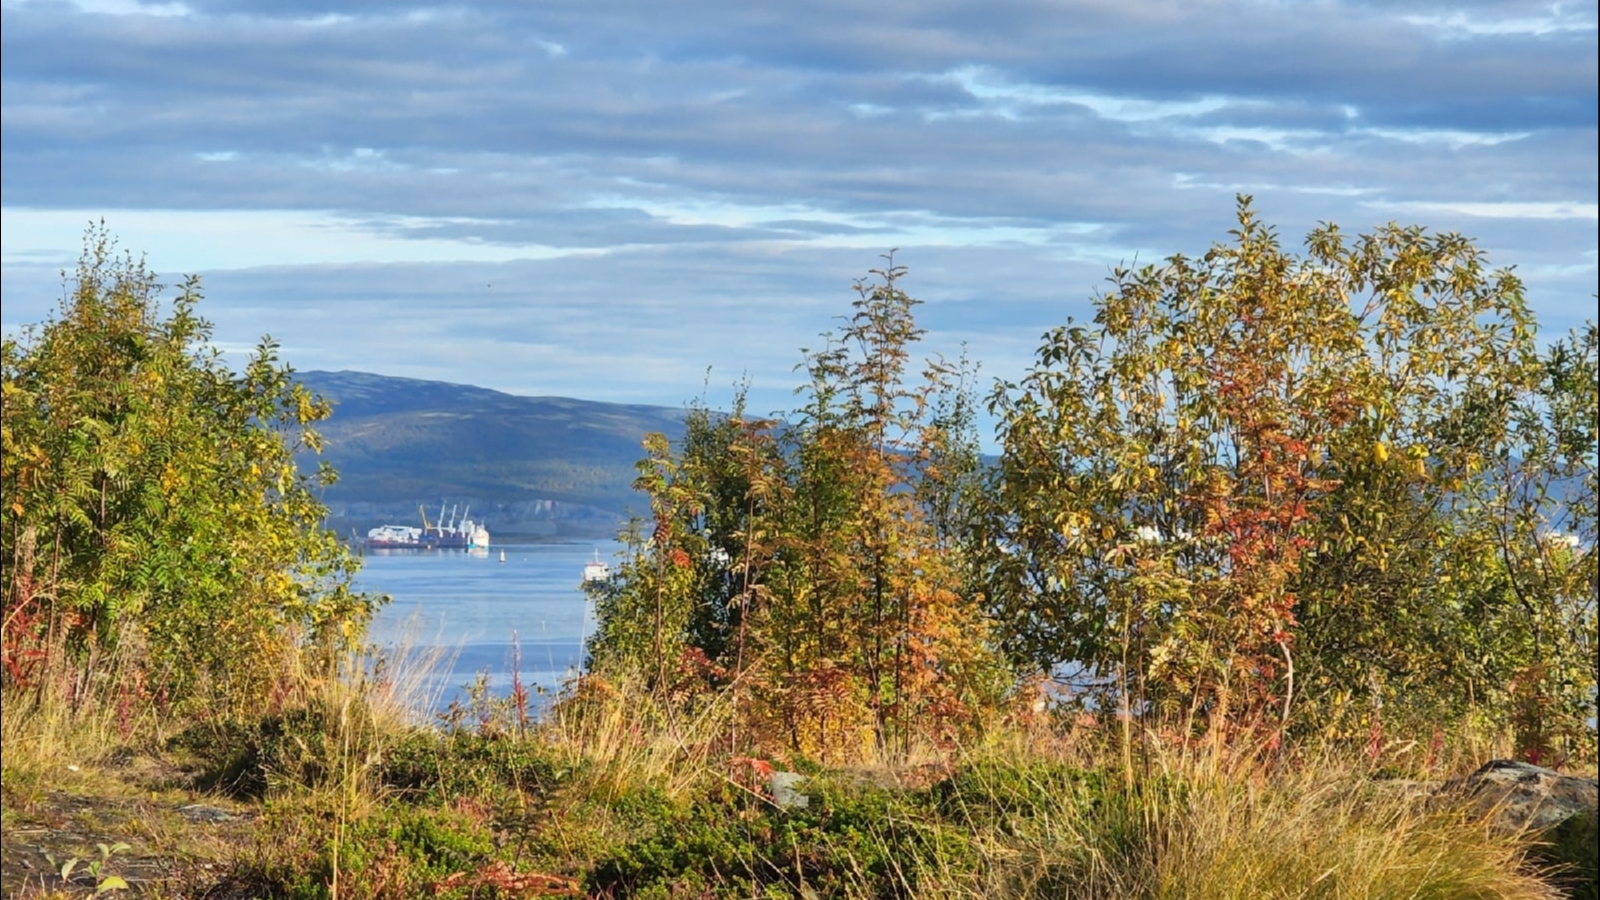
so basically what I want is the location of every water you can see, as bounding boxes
[357,541,621,715]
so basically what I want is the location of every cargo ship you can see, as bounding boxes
[364,502,490,550]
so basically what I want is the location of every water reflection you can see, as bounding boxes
[357,541,622,716]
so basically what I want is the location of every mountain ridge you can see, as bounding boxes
[298,370,687,538]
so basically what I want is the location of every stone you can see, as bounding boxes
[177,803,238,823]
[769,771,809,809]
[1443,759,1599,833]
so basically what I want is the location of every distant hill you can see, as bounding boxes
[298,371,686,539]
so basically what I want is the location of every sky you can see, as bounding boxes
[2,0,1597,430]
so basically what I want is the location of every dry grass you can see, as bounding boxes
[541,673,732,801]
[1150,761,1555,899]
[0,639,165,811]
[943,738,1564,900]
[5,637,1586,900]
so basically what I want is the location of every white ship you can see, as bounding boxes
[582,550,611,583]
[364,523,425,548]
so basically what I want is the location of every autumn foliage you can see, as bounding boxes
[593,200,1596,765]
[2,211,1592,900]
[4,204,1590,776]
[1,226,375,716]
[588,257,1009,761]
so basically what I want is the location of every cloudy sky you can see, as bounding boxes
[3,0,1596,427]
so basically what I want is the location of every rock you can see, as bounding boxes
[769,771,809,809]
[1443,759,1599,833]
[177,804,238,823]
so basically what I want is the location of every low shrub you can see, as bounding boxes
[379,729,577,804]
[181,698,389,799]
[242,802,496,900]
[588,775,976,900]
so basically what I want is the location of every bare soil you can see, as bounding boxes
[1,754,258,899]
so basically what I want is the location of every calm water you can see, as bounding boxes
[357,541,622,713]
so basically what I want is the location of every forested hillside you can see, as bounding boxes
[298,370,687,536]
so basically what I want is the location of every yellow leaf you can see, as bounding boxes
[1372,441,1389,465]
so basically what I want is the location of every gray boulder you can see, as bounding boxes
[769,771,809,809]
[1443,759,1598,833]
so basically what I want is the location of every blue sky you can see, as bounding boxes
[3,0,1596,425]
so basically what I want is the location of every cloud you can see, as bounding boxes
[3,0,1594,429]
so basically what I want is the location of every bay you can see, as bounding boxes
[356,540,622,715]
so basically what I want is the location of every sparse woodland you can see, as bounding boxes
[2,201,1595,899]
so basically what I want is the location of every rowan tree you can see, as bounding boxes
[1,226,376,714]
[588,259,1006,761]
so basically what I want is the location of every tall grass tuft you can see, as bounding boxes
[543,672,731,801]
[952,742,1562,900]
[0,624,169,808]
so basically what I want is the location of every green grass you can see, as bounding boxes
[187,679,1586,900]
[5,654,1592,900]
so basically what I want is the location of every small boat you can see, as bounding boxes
[499,550,507,564]
[582,550,610,583]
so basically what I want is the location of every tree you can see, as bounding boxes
[1,226,376,714]
[588,259,1006,761]
[986,198,1551,741]
[1474,323,1598,761]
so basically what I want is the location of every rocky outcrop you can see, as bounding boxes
[1442,759,1598,833]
